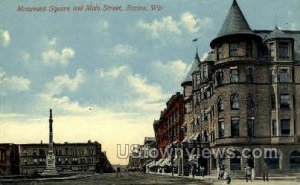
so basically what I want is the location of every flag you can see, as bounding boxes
[192,38,198,42]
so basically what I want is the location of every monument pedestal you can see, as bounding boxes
[41,152,58,176]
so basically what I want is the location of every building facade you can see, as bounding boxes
[181,0,300,177]
[19,141,102,175]
[152,92,185,173]
[0,144,20,175]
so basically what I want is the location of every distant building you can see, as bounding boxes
[153,92,185,155]
[19,141,102,175]
[0,143,20,175]
[152,92,185,173]
[127,137,156,171]
[0,109,113,176]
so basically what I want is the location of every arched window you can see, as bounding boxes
[230,151,241,170]
[290,151,300,169]
[216,70,224,85]
[217,97,224,112]
[265,150,279,169]
[247,94,255,111]
[230,94,239,110]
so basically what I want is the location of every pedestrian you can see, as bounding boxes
[116,167,121,178]
[262,161,269,181]
[217,165,220,179]
[191,164,195,178]
[245,165,252,182]
[200,166,205,177]
[219,165,225,180]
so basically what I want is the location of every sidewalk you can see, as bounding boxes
[148,172,300,185]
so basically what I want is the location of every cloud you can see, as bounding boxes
[127,73,165,101]
[43,69,85,96]
[0,68,31,92]
[42,47,75,66]
[113,44,137,56]
[200,52,208,61]
[180,12,200,33]
[137,13,212,41]
[0,29,10,47]
[96,65,129,79]
[48,37,57,46]
[151,60,191,86]
[136,16,181,39]
[99,19,109,30]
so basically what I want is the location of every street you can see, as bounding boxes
[1,173,210,185]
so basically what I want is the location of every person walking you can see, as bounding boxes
[262,161,269,181]
[245,165,252,182]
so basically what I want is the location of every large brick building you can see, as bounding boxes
[181,0,300,177]
[19,141,102,175]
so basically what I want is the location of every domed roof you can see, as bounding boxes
[210,0,260,47]
[181,53,200,86]
[264,26,294,41]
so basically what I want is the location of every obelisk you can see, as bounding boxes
[41,109,58,175]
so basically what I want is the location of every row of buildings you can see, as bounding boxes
[0,141,112,175]
[0,110,113,176]
[143,0,300,178]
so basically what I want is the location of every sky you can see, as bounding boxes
[0,0,299,165]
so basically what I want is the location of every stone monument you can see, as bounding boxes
[41,109,58,176]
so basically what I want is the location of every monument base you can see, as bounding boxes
[41,152,59,176]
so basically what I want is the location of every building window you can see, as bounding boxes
[278,68,289,82]
[217,97,224,112]
[217,45,224,60]
[281,119,290,135]
[230,68,238,83]
[229,42,239,56]
[278,42,289,60]
[290,151,300,169]
[246,67,254,83]
[218,120,225,139]
[203,65,208,79]
[268,42,275,61]
[216,70,224,85]
[196,74,200,86]
[230,94,239,110]
[265,151,279,169]
[247,94,255,111]
[247,118,254,137]
[280,94,290,109]
[271,119,277,136]
[231,118,239,137]
[246,41,253,57]
[230,151,241,170]
[33,149,37,157]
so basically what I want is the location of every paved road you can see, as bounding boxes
[2,173,210,185]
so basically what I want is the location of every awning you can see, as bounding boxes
[191,132,200,141]
[159,158,171,167]
[156,158,164,167]
[146,161,156,168]
[181,136,189,143]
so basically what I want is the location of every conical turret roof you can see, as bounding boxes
[181,53,200,86]
[210,0,259,47]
